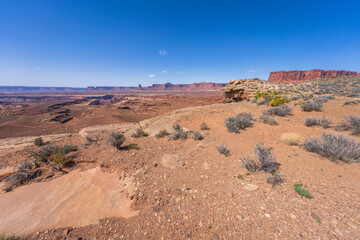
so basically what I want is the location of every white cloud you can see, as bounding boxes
[161,70,167,73]
[158,50,167,55]
[147,74,156,78]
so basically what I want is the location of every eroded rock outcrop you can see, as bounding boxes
[221,79,271,102]
[268,69,357,83]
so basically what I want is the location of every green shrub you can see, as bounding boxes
[34,137,44,146]
[131,128,149,138]
[294,183,312,198]
[155,129,170,138]
[254,91,289,106]
[108,133,126,149]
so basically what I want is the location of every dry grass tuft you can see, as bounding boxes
[281,133,303,146]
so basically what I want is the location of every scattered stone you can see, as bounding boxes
[243,184,259,192]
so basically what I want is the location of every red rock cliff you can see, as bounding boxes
[268,69,358,83]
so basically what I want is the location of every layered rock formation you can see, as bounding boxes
[268,69,357,83]
[221,79,265,102]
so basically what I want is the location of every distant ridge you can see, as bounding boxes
[268,69,358,83]
[0,82,227,93]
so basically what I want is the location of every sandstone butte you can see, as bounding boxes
[268,69,358,83]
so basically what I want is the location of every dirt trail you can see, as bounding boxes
[0,167,138,237]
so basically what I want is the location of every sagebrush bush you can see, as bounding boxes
[33,144,77,165]
[335,116,360,135]
[200,122,210,130]
[225,112,255,133]
[155,129,170,138]
[34,137,44,146]
[5,162,42,192]
[301,101,323,112]
[192,130,204,140]
[313,96,335,103]
[304,133,360,162]
[131,128,149,138]
[266,173,283,187]
[344,99,359,105]
[304,116,332,128]
[217,144,230,156]
[265,105,292,117]
[108,132,126,149]
[168,124,188,140]
[259,111,278,125]
[242,143,279,174]
[281,133,303,146]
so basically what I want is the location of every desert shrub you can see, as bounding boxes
[241,143,279,174]
[304,133,360,162]
[131,128,149,138]
[304,116,332,128]
[4,162,42,192]
[301,101,323,112]
[335,116,360,135]
[225,112,255,133]
[34,137,44,146]
[200,122,210,130]
[192,131,204,141]
[266,173,283,187]
[34,144,57,161]
[168,124,188,140]
[155,129,170,138]
[254,91,289,106]
[127,144,140,150]
[259,110,278,125]
[293,182,312,198]
[217,144,230,157]
[313,96,335,103]
[0,232,17,240]
[281,133,303,146]
[241,155,259,172]
[265,105,292,117]
[255,143,279,174]
[347,93,360,98]
[344,99,359,105]
[108,132,126,149]
[59,144,77,155]
[86,136,97,143]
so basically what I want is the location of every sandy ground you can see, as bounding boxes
[0,96,359,239]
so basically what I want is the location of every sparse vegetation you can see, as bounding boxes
[192,130,204,140]
[4,161,42,192]
[344,99,360,105]
[108,132,126,149]
[294,182,312,198]
[225,112,255,133]
[259,110,278,125]
[254,91,289,106]
[155,129,170,138]
[168,124,188,140]
[242,143,279,174]
[265,105,292,117]
[266,173,283,187]
[217,144,230,157]
[200,122,210,130]
[131,128,149,138]
[313,96,335,103]
[304,116,332,128]
[304,133,360,162]
[33,144,77,165]
[0,232,17,240]
[335,116,360,135]
[301,101,323,112]
[281,133,303,146]
[34,137,44,146]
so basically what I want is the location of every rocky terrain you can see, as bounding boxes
[268,69,358,83]
[0,76,359,239]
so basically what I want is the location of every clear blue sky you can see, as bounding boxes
[1,0,360,87]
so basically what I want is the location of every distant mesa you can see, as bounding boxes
[268,69,358,83]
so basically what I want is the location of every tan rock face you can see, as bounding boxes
[221,79,266,102]
[268,69,357,83]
